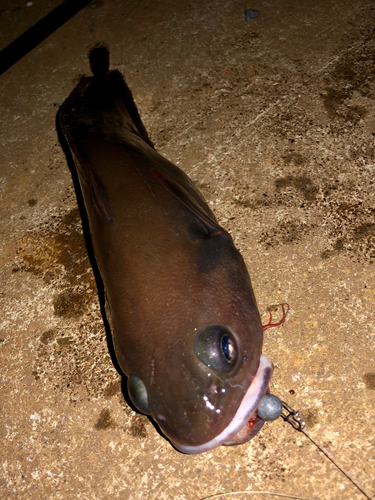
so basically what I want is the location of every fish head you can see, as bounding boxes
[125,229,273,453]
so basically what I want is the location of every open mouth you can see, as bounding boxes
[175,354,274,454]
[222,390,270,446]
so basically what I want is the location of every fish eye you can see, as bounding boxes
[194,325,239,374]
[221,333,236,362]
[127,375,150,415]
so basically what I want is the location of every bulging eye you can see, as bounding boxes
[127,375,150,415]
[221,333,236,362]
[194,325,240,375]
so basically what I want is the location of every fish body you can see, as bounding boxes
[58,46,273,453]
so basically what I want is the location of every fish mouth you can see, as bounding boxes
[175,354,273,454]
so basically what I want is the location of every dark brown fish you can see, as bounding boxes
[58,46,274,453]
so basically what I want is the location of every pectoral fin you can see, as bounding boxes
[154,170,232,241]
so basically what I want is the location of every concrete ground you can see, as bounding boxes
[1,0,374,499]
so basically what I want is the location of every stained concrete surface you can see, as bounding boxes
[1,0,375,499]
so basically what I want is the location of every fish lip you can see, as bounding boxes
[174,354,274,454]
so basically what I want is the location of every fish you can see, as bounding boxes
[58,45,277,454]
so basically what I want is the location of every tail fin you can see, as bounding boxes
[89,44,110,77]
[87,45,155,149]
[107,69,155,149]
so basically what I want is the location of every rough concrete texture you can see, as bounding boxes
[1,0,375,499]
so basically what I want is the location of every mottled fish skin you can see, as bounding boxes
[58,46,271,452]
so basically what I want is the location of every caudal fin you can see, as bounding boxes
[89,45,155,149]
[89,45,110,77]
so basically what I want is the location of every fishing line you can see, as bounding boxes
[300,428,373,500]
[201,411,372,500]
[202,491,312,500]
[281,403,373,500]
